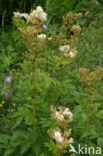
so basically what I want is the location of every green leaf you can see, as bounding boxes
[21,143,31,154]
[40,153,45,156]
[4,148,15,156]
[32,143,41,156]
[12,116,23,129]
[44,139,57,154]
[98,110,103,118]
[98,137,103,147]
[0,133,9,146]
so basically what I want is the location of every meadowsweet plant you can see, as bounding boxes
[78,67,103,144]
[47,106,73,155]
[0,4,102,156]
[78,67,103,98]
[0,6,86,156]
[7,6,82,155]
[71,66,103,155]
[1,6,81,155]
[0,4,103,156]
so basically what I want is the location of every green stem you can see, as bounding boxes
[86,93,93,156]
[32,36,38,133]
[52,83,55,105]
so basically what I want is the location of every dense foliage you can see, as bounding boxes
[0,1,103,156]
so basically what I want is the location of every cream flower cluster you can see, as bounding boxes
[14,6,47,22]
[13,12,28,19]
[55,111,64,121]
[37,34,46,40]
[48,128,73,147]
[54,107,73,123]
[59,45,70,52]
[69,51,76,58]
[48,106,73,150]
[59,44,77,58]
[30,6,47,22]
[50,106,73,128]
[48,127,73,149]
[63,108,73,118]
[54,130,73,144]
[54,131,64,143]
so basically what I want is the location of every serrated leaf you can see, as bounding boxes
[12,116,23,129]
[21,143,31,154]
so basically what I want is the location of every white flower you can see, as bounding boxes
[65,108,69,111]
[55,111,64,121]
[68,112,73,119]
[56,137,64,143]
[21,13,28,19]
[54,131,61,138]
[59,45,70,52]
[64,111,73,118]
[37,34,46,39]
[57,115,64,121]
[31,10,36,16]
[31,10,38,18]
[55,111,59,117]
[59,46,65,52]
[14,12,28,20]
[14,6,47,23]
[69,51,75,58]
[54,131,64,143]
[48,37,52,41]
[40,12,47,22]
[36,6,43,13]
[63,108,73,120]
[68,138,73,144]
[31,6,47,22]
[13,12,21,18]
[63,108,70,115]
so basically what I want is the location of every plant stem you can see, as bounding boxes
[86,92,93,156]
[32,35,38,133]
[52,83,55,105]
